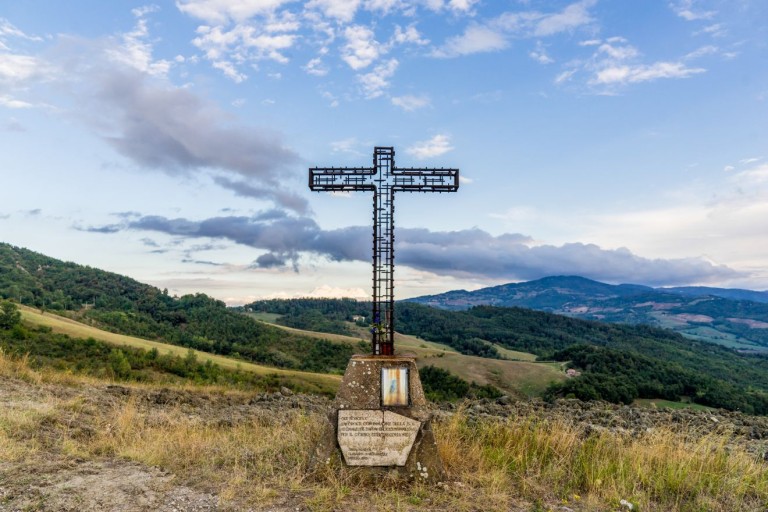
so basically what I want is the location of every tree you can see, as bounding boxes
[0,300,21,330]
[108,349,132,378]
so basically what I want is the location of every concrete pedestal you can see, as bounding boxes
[310,354,445,483]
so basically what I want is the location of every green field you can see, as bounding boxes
[248,311,283,323]
[19,305,342,394]
[253,318,565,398]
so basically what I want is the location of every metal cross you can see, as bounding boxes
[310,146,459,356]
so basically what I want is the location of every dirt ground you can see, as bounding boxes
[0,374,330,512]
[3,371,768,511]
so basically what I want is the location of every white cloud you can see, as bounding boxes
[529,41,554,64]
[212,59,247,82]
[106,13,172,77]
[0,18,42,42]
[597,42,639,61]
[669,0,716,21]
[364,0,406,14]
[425,0,479,14]
[554,69,577,84]
[306,285,368,299]
[357,58,398,98]
[0,53,45,85]
[0,94,33,108]
[684,45,718,60]
[533,0,596,37]
[307,0,362,23]
[391,24,429,46]
[568,38,708,89]
[341,25,382,70]
[391,94,430,111]
[591,61,705,85]
[176,0,293,24]
[304,57,328,76]
[446,0,479,13]
[434,0,596,58]
[191,23,297,79]
[698,23,726,38]
[433,24,507,57]
[406,134,453,159]
[321,90,339,107]
[331,137,365,155]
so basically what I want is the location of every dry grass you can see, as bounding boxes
[437,412,768,511]
[80,398,317,503]
[3,349,768,511]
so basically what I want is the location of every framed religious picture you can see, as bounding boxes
[381,367,409,406]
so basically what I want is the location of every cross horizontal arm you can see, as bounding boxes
[391,167,459,192]
[309,166,376,192]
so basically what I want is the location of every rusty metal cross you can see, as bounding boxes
[310,147,459,356]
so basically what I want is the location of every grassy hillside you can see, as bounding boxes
[0,243,354,374]
[11,304,341,394]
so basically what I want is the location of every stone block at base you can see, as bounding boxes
[309,354,445,483]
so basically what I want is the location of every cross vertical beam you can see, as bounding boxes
[310,146,459,356]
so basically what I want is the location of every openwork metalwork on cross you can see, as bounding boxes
[310,147,459,356]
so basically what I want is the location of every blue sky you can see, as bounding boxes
[1,0,766,304]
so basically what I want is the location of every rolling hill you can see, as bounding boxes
[0,242,566,399]
[6,241,768,414]
[407,275,768,351]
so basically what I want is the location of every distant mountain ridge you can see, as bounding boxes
[407,276,768,351]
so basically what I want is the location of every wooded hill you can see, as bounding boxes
[0,243,354,374]
[247,298,768,414]
[408,275,768,351]
[5,241,768,414]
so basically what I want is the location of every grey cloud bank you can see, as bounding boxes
[92,213,743,287]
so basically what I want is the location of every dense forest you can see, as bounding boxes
[249,298,768,414]
[0,244,353,374]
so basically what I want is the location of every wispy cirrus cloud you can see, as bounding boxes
[391,94,431,111]
[406,134,453,160]
[590,60,705,85]
[432,24,508,58]
[106,7,172,77]
[432,0,596,58]
[357,58,398,98]
[556,37,707,89]
[669,0,716,21]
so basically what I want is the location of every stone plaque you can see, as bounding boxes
[337,409,421,466]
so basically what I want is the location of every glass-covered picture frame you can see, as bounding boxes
[381,367,409,406]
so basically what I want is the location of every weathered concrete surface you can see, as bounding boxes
[309,354,446,483]
[335,355,428,409]
[337,409,420,466]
